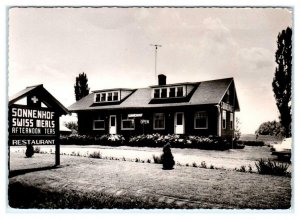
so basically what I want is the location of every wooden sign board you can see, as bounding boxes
[8,84,69,167]
[221,102,234,112]
[8,104,58,146]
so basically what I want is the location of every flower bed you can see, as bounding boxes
[61,133,231,150]
[60,134,125,146]
[128,134,231,150]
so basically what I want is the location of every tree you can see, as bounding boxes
[64,121,78,132]
[255,120,284,137]
[234,117,241,140]
[74,72,90,101]
[272,27,292,137]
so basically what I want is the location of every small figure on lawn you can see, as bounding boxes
[25,144,34,158]
[161,143,175,170]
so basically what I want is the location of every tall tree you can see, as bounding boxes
[74,72,90,101]
[272,27,292,137]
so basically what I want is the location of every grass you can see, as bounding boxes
[9,182,181,209]
[9,153,292,209]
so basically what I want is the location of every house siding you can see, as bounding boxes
[77,105,221,139]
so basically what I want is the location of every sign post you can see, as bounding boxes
[8,84,69,167]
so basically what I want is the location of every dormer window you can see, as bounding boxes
[161,88,167,98]
[169,87,175,97]
[113,92,118,101]
[152,86,186,99]
[94,90,120,103]
[95,94,101,102]
[154,89,160,98]
[107,92,112,101]
[177,87,183,97]
[101,93,106,102]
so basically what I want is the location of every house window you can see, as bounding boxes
[113,92,119,101]
[95,94,101,102]
[169,87,176,97]
[153,113,165,129]
[177,87,183,97]
[121,114,135,130]
[93,115,105,130]
[194,112,208,129]
[161,88,167,98]
[230,113,234,130]
[154,89,160,98]
[222,110,227,129]
[101,93,106,102]
[107,92,112,101]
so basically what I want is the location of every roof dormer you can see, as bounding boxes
[148,75,200,104]
[92,88,134,105]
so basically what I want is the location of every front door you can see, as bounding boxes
[174,112,184,134]
[109,115,117,134]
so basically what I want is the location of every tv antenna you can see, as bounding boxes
[150,44,162,79]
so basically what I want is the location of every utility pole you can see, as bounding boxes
[150,44,162,80]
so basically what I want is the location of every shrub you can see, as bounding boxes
[255,159,290,176]
[161,143,175,170]
[60,134,125,146]
[135,158,140,162]
[129,134,231,150]
[192,162,198,167]
[200,161,207,168]
[33,146,41,153]
[152,155,162,164]
[248,165,253,173]
[100,134,125,146]
[89,151,102,159]
[25,145,34,158]
[237,165,246,172]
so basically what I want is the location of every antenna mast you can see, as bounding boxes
[150,44,162,80]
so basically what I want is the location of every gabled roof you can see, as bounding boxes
[68,77,240,111]
[9,84,69,116]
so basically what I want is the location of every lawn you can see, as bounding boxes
[10,144,292,172]
[8,152,292,209]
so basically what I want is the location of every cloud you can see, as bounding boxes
[238,47,274,70]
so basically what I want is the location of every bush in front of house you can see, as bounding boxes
[99,134,125,146]
[60,134,125,146]
[61,133,231,150]
[128,134,231,150]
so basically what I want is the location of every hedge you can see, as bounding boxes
[61,133,232,150]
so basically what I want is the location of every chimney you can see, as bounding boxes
[158,74,166,86]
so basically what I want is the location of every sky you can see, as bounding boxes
[8,7,292,134]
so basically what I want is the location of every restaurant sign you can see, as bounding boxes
[9,105,57,146]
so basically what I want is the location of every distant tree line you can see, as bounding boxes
[256,120,284,137]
